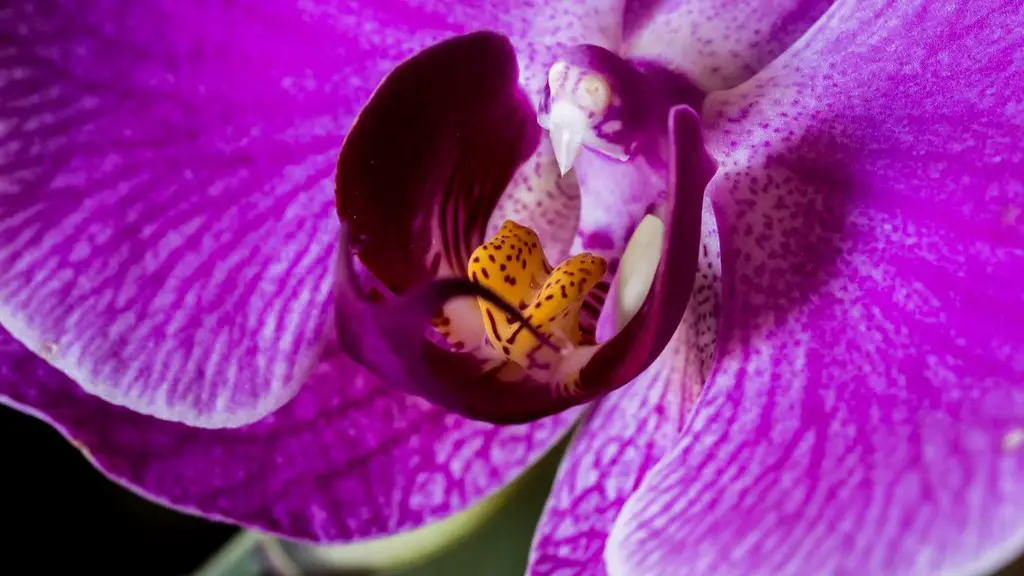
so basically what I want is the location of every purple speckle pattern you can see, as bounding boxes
[623,0,836,91]
[607,1,1024,574]
[529,197,721,575]
[0,326,576,541]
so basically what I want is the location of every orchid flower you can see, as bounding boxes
[2,1,1023,575]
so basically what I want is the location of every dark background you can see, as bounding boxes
[2,405,236,575]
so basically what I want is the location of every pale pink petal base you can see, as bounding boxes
[0,327,577,541]
[608,1,1024,574]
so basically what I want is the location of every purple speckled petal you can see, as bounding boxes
[0,325,576,541]
[622,0,836,91]
[609,2,1024,574]
[528,199,720,575]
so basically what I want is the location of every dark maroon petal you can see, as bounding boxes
[336,31,541,294]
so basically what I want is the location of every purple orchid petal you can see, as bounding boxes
[334,224,582,424]
[528,203,720,574]
[0,1,480,427]
[608,2,1024,574]
[623,0,836,91]
[0,325,576,541]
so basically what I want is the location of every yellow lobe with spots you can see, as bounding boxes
[468,220,607,385]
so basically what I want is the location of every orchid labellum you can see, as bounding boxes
[2,1,1023,575]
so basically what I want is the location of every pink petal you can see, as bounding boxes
[0,325,576,540]
[609,2,1024,574]
[528,201,721,575]
[623,0,836,90]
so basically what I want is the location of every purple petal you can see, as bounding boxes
[622,0,836,90]
[0,2,473,426]
[609,2,1024,574]
[336,32,541,291]
[0,325,576,540]
[528,206,720,574]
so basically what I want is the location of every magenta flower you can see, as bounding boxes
[2,1,1023,574]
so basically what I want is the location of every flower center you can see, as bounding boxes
[466,220,606,377]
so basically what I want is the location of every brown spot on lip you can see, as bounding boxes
[485,309,502,342]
